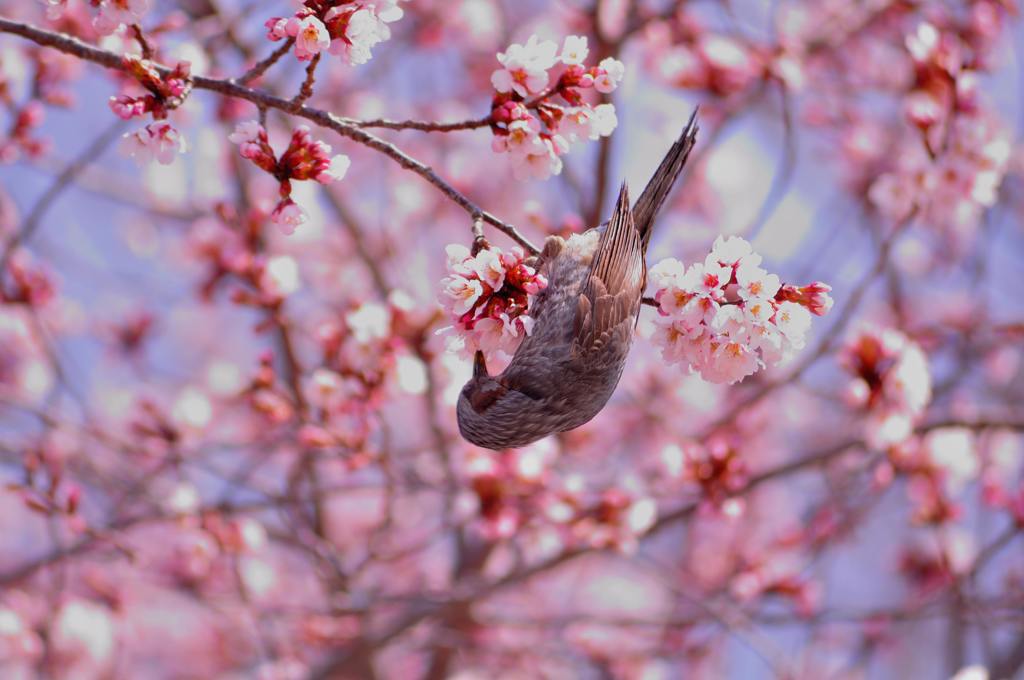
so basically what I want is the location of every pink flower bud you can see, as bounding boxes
[265,17,289,40]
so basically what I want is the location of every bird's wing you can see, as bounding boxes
[572,182,644,358]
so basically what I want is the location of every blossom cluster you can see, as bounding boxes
[107,56,193,167]
[649,236,832,384]
[1,252,55,307]
[853,19,1012,240]
[466,446,657,554]
[0,307,54,404]
[437,243,547,362]
[642,22,766,97]
[0,46,81,163]
[731,548,823,617]
[841,327,932,448]
[109,56,192,121]
[228,121,351,234]
[660,438,749,516]
[120,120,186,166]
[90,0,151,35]
[0,101,47,163]
[489,35,624,180]
[264,1,403,65]
[868,110,1011,238]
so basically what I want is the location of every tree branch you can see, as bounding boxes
[0,18,540,254]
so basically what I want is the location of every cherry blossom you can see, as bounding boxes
[488,35,624,180]
[560,35,589,66]
[649,236,831,384]
[228,122,350,234]
[842,327,933,447]
[293,16,331,62]
[120,120,187,165]
[108,57,192,123]
[91,0,151,35]
[438,243,547,361]
[593,57,625,93]
[264,1,404,66]
[270,199,307,234]
[491,35,559,97]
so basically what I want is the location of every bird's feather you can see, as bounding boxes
[573,183,644,357]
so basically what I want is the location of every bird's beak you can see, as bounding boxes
[473,350,489,379]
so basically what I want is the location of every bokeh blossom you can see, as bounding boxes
[120,120,187,165]
[91,0,151,35]
[841,327,933,448]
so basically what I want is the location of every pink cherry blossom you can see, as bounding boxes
[487,35,624,180]
[270,199,307,234]
[293,16,331,61]
[649,236,831,384]
[315,154,351,184]
[560,35,589,65]
[120,121,187,165]
[91,0,150,35]
[108,94,147,120]
[265,1,403,65]
[438,243,547,362]
[491,34,559,97]
[593,57,625,93]
[842,327,933,447]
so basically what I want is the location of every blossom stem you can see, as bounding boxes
[130,23,153,59]
[291,53,320,106]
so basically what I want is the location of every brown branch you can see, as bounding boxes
[130,24,153,59]
[237,37,295,85]
[291,53,320,107]
[744,83,797,239]
[352,84,560,133]
[355,115,493,132]
[321,189,391,297]
[0,18,540,254]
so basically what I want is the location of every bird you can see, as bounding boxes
[457,109,700,450]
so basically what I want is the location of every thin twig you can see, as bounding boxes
[355,115,493,132]
[237,38,295,85]
[352,84,560,133]
[130,24,153,59]
[291,53,320,107]
[321,189,391,297]
[0,119,126,272]
[744,83,797,240]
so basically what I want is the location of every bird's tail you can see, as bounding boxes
[633,107,699,250]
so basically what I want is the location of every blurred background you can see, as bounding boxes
[1,1,1024,678]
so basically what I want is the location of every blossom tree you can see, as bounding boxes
[1,1,1023,678]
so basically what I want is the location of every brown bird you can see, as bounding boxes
[457,110,699,450]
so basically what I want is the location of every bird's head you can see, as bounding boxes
[457,350,508,417]
[456,351,545,450]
